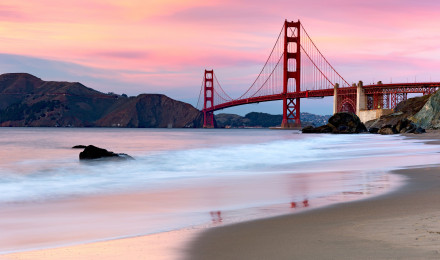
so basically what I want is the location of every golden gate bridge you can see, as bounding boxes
[197,20,440,128]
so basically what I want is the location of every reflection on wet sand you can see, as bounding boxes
[210,211,223,224]
[0,170,402,254]
[290,199,310,209]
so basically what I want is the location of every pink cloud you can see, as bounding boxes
[0,0,439,112]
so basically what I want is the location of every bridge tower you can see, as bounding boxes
[203,70,215,128]
[281,20,301,128]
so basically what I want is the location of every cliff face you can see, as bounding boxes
[412,90,440,129]
[0,73,202,127]
[365,95,430,130]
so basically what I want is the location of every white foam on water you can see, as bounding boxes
[0,130,438,204]
[1,128,440,254]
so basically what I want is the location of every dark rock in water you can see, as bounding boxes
[315,124,335,133]
[79,145,133,160]
[72,145,87,149]
[378,125,396,135]
[414,127,426,134]
[302,113,366,134]
[301,126,315,133]
[373,118,423,135]
[402,122,417,133]
[302,124,334,133]
[328,112,367,133]
[394,118,419,134]
[368,127,379,134]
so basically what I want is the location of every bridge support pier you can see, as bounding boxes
[203,70,215,128]
[203,110,214,128]
[356,81,366,116]
[333,83,339,114]
[281,97,300,128]
[281,19,301,128]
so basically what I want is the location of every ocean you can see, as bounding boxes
[1,128,440,254]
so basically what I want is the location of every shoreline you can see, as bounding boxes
[184,167,440,259]
[1,170,403,259]
[4,166,438,260]
[3,133,440,259]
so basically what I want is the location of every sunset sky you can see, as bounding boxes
[1,0,439,115]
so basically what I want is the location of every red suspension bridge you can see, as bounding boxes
[197,20,440,128]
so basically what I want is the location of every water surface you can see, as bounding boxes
[1,128,439,254]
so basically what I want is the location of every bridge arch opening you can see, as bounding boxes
[338,99,355,114]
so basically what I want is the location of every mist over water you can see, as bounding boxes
[0,128,436,204]
[1,128,440,253]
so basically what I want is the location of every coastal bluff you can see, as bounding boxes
[365,90,440,134]
[0,73,203,127]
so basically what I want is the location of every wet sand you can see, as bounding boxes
[185,166,440,259]
[5,166,440,260]
[185,131,440,259]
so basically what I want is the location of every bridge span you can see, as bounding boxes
[197,20,440,128]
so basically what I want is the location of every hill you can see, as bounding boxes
[215,112,331,128]
[0,73,202,127]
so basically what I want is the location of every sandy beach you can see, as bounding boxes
[185,166,440,260]
[3,133,440,260]
[5,166,440,260]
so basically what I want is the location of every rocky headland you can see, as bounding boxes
[364,91,440,134]
[0,73,202,127]
[303,90,440,135]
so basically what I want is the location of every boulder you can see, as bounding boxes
[302,113,366,134]
[302,124,334,133]
[368,127,379,134]
[328,112,367,133]
[79,145,133,160]
[301,126,315,133]
[373,118,422,135]
[378,125,396,135]
[414,127,426,134]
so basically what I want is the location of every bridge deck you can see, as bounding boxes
[207,82,440,112]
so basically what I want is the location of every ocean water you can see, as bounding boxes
[1,128,440,253]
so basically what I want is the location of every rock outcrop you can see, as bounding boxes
[79,145,133,160]
[412,90,440,129]
[302,112,367,134]
[365,95,430,132]
[364,94,433,134]
[0,73,203,128]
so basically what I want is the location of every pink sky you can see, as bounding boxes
[1,0,440,114]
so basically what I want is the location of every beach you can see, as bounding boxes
[4,165,440,260]
[186,166,440,260]
[2,130,440,259]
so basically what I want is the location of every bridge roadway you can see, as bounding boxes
[206,82,440,112]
